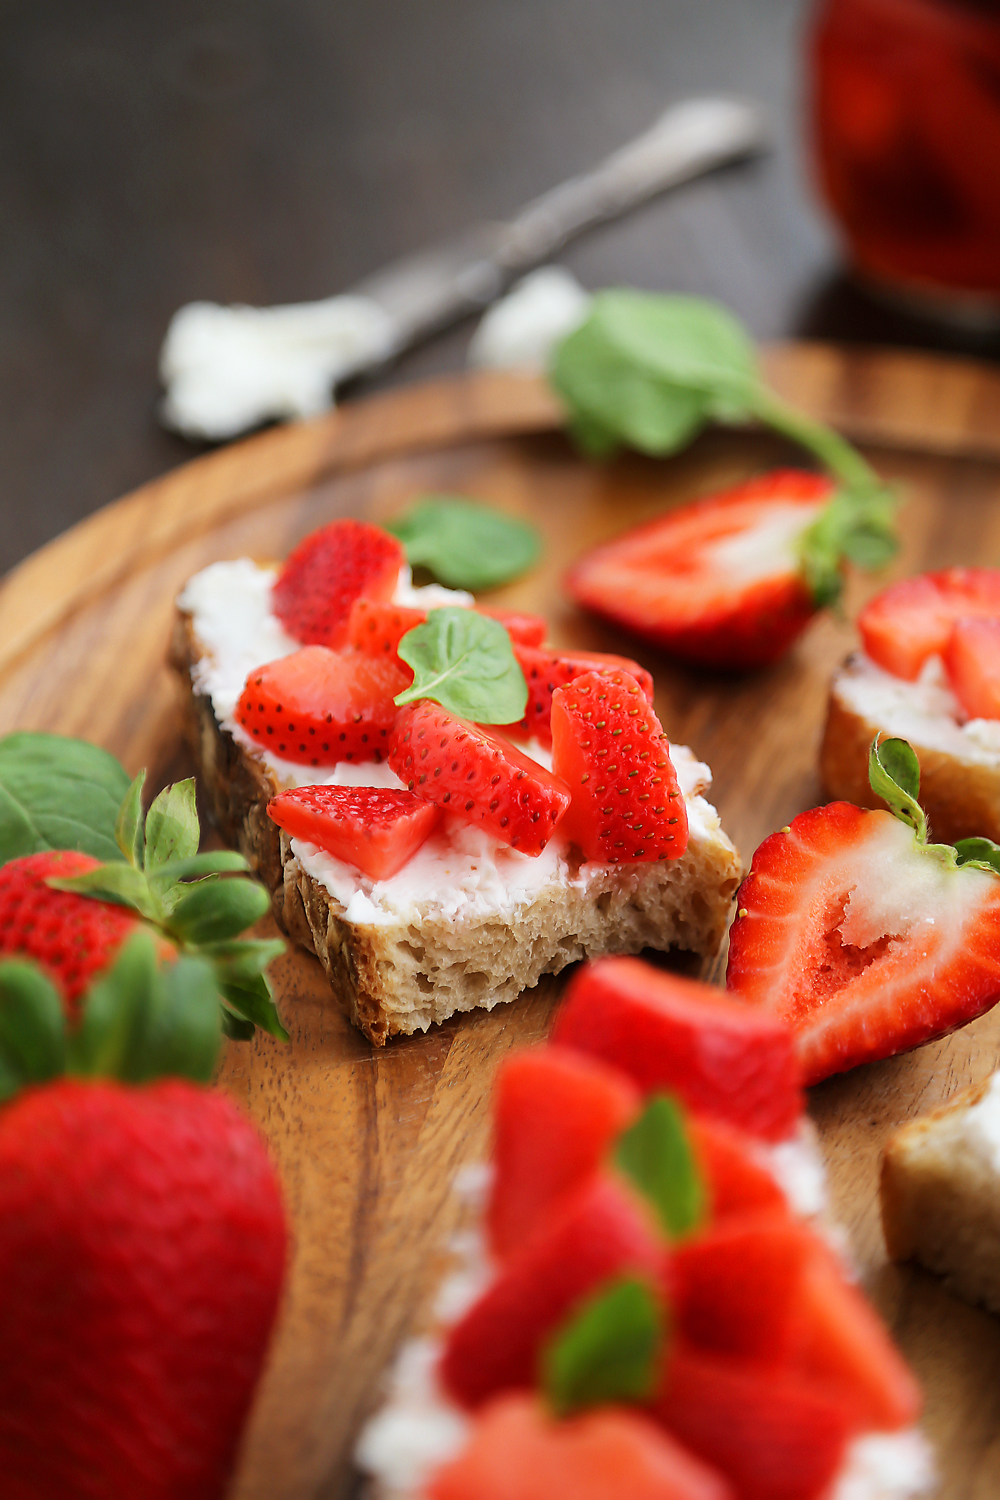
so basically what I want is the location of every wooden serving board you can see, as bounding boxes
[4,345,1000,1500]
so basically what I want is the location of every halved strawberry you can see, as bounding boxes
[267,785,441,880]
[488,1045,640,1259]
[944,616,1000,720]
[654,1345,851,1500]
[726,800,1000,1084]
[346,598,426,669]
[440,1174,664,1411]
[565,471,832,670]
[858,566,1000,681]
[477,609,548,647]
[503,647,655,747]
[552,958,804,1142]
[550,671,688,862]
[235,646,409,765]
[427,1393,733,1500]
[388,701,571,856]
[272,518,404,648]
[687,1116,788,1222]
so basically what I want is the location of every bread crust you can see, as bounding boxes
[820,656,1000,844]
[170,612,741,1045]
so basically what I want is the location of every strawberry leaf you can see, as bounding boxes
[541,1277,664,1418]
[0,733,130,866]
[799,489,899,609]
[868,737,928,843]
[954,837,1000,876]
[614,1094,705,1239]
[0,960,66,1100]
[69,928,160,1081]
[168,877,271,945]
[217,972,289,1041]
[395,608,528,723]
[149,850,249,885]
[115,769,147,866]
[144,779,200,871]
[139,955,222,1083]
[387,496,540,591]
[47,861,159,920]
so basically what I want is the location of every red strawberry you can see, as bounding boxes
[552,958,804,1142]
[388,701,571,856]
[488,1045,640,1258]
[235,645,409,766]
[440,1174,663,1410]
[550,671,688,862]
[503,646,654,747]
[944,616,1000,720]
[427,1393,733,1500]
[477,609,548,647]
[653,1345,851,1500]
[726,800,1000,1084]
[0,851,138,1010]
[859,566,1000,681]
[688,1115,787,1222]
[347,597,426,670]
[267,784,442,880]
[272,518,404,648]
[0,1077,285,1500]
[565,471,832,670]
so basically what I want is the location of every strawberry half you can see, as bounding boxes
[565,471,832,670]
[388,701,571,856]
[503,646,654,748]
[944,616,1000,720]
[550,671,688,862]
[235,645,409,766]
[268,785,442,880]
[859,566,1000,681]
[347,597,426,670]
[272,518,404,648]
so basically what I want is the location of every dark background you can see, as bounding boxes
[3,0,996,576]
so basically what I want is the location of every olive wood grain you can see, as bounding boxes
[2,346,1000,1500]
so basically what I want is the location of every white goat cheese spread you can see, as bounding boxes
[835,651,1000,763]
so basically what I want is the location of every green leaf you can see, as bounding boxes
[387,496,541,591]
[203,937,287,980]
[151,850,250,883]
[143,778,200,872]
[138,955,222,1083]
[221,1007,257,1041]
[868,737,928,843]
[542,1277,664,1418]
[48,861,157,919]
[614,1095,705,1238]
[0,732,130,867]
[168,876,271,945]
[115,770,147,866]
[395,608,528,723]
[0,960,66,1100]
[954,837,1000,876]
[69,928,160,1080]
[799,488,899,609]
[217,972,289,1041]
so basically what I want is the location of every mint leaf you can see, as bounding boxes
[168,876,271,945]
[868,737,927,843]
[542,1277,664,1417]
[387,496,541,591]
[115,770,147,866]
[0,960,66,1100]
[615,1095,705,1238]
[395,608,528,723]
[143,778,200,872]
[0,733,130,866]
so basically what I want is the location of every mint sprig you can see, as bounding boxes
[551,290,898,607]
[614,1094,705,1239]
[395,608,528,723]
[386,496,541,591]
[0,733,131,866]
[541,1277,664,1418]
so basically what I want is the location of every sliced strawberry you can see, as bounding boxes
[503,646,654,747]
[726,801,1000,1084]
[440,1174,664,1410]
[565,471,832,670]
[552,958,803,1142]
[388,701,570,856]
[653,1345,851,1500]
[550,671,688,863]
[346,597,426,670]
[790,1243,921,1432]
[235,646,409,766]
[672,1211,813,1363]
[858,566,1000,681]
[428,1393,733,1500]
[688,1116,788,1222]
[488,1045,640,1259]
[945,616,1000,720]
[272,518,404,648]
[477,609,548,647]
[267,785,441,880]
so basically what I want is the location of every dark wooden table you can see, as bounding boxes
[3,0,999,579]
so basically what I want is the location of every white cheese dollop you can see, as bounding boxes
[467,266,591,370]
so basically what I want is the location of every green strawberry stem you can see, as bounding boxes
[870,736,1000,877]
[750,387,883,497]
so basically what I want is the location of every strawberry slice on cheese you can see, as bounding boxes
[272,517,405,648]
[267,785,442,880]
[859,566,1000,683]
[944,616,1000,721]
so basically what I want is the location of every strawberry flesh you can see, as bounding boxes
[268,785,442,880]
[388,701,571,856]
[550,670,688,862]
[688,1115,788,1222]
[945,616,1000,720]
[347,597,426,672]
[565,471,831,670]
[488,1044,640,1259]
[859,565,1000,681]
[503,646,654,748]
[272,518,404,648]
[477,609,549,647]
[552,957,804,1141]
[726,801,1000,1084]
[235,645,409,766]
